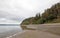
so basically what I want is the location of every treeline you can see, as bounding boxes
[21,3,60,25]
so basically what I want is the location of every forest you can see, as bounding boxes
[21,3,60,25]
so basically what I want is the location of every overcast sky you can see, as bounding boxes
[0,0,60,24]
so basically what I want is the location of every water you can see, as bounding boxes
[0,24,22,38]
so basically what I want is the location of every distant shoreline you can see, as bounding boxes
[0,24,20,26]
[21,23,60,25]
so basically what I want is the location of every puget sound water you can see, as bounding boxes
[0,24,22,38]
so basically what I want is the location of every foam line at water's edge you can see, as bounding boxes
[5,30,27,38]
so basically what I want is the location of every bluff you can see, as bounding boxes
[21,3,60,25]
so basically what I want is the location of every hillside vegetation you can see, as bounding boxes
[21,3,60,25]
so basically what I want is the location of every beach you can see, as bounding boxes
[10,23,60,38]
[8,30,60,38]
[1,24,60,38]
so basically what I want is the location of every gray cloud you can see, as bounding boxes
[0,0,60,18]
[0,0,60,24]
[0,11,23,23]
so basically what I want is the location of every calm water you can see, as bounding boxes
[0,24,22,38]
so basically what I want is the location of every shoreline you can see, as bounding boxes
[21,23,60,25]
[7,30,60,38]
[5,30,27,38]
[21,23,60,30]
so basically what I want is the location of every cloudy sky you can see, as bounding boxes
[0,0,60,24]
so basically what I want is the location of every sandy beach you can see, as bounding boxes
[9,23,60,38]
[9,30,60,38]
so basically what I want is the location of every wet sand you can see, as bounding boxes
[10,23,60,38]
[0,29,22,38]
[10,30,60,38]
